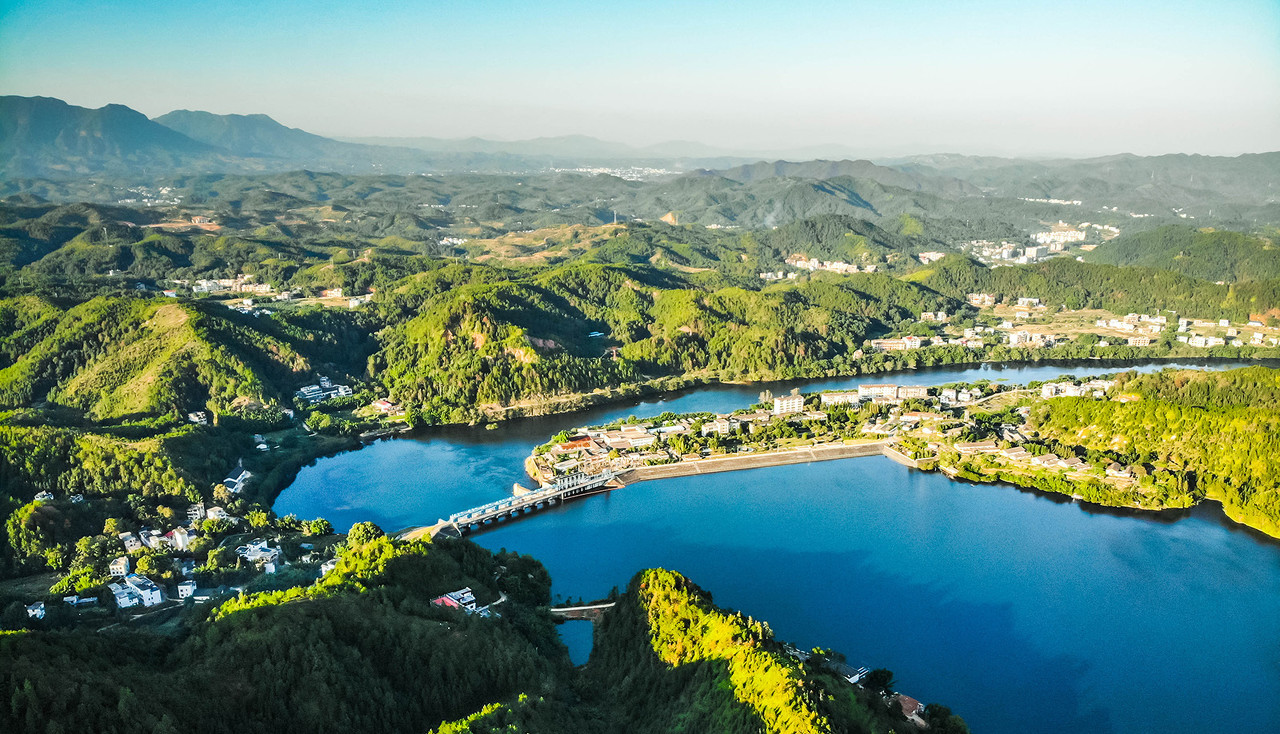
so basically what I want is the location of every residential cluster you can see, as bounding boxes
[1018,197,1082,206]
[783,253,878,274]
[1031,222,1088,246]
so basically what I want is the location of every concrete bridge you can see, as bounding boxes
[549,601,616,622]
[443,470,618,535]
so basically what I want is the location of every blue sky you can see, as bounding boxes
[1,0,1277,156]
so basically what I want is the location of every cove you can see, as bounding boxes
[273,359,1280,734]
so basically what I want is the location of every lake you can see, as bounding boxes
[274,359,1280,734]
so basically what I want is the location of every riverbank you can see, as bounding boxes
[473,349,1280,423]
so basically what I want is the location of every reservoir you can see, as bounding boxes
[274,360,1280,734]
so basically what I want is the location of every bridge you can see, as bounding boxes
[443,470,618,535]
[549,601,616,622]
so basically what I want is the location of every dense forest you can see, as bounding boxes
[1,535,957,734]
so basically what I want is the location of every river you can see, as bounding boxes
[274,359,1280,734]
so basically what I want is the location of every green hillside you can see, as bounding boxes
[0,296,371,420]
[373,262,959,421]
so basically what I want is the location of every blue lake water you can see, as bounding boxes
[273,359,1280,734]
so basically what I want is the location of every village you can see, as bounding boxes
[15,455,345,626]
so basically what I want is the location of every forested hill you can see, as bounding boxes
[1084,224,1280,282]
[2,536,961,734]
[0,295,373,420]
[154,110,360,160]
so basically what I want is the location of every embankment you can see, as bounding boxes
[615,441,890,485]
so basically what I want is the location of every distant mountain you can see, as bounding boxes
[0,95,243,178]
[708,158,982,198]
[153,109,461,173]
[154,109,350,159]
[890,151,1280,211]
[367,134,641,158]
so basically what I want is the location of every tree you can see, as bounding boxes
[924,703,971,734]
[306,518,334,536]
[347,521,384,546]
[864,668,895,692]
[246,510,272,530]
[0,601,28,630]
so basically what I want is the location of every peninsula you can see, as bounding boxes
[444,366,1280,539]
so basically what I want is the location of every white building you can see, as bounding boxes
[773,394,805,416]
[109,556,130,577]
[125,574,163,607]
[858,384,900,399]
[177,580,197,600]
[108,583,138,609]
[164,527,191,551]
[819,392,861,406]
[26,601,45,619]
[236,539,281,566]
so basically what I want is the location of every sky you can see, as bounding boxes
[1,0,1278,157]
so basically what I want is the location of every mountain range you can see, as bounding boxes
[1,95,1277,219]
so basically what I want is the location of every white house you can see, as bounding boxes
[34,490,54,502]
[223,465,253,494]
[26,601,45,619]
[701,417,741,436]
[119,532,142,553]
[177,580,197,600]
[109,556,130,577]
[206,506,235,522]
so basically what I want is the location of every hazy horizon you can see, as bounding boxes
[2,0,1278,158]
